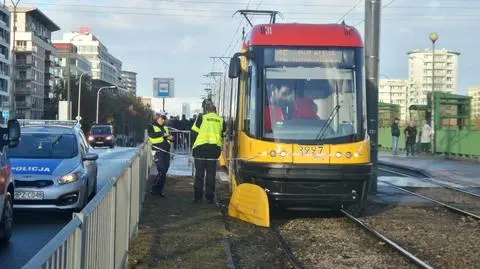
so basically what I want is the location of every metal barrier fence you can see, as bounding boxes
[22,134,153,269]
[165,128,194,176]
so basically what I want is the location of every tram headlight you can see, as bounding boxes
[335,152,343,158]
[280,151,287,158]
[353,152,360,157]
[270,150,277,157]
[345,152,352,158]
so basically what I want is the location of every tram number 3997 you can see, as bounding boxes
[298,145,323,155]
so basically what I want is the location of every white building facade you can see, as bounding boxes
[0,6,10,117]
[120,70,136,95]
[468,86,480,119]
[10,7,60,119]
[181,102,191,118]
[407,48,460,105]
[57,28,122,86]
[52,42,91,82]
[379,79,409,120]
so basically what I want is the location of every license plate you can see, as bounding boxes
[298,145,324,156]
[96,141,104,144]
[15,191,44,200]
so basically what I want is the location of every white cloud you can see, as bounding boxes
[179,35,196,53]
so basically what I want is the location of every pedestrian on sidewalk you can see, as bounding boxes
[148,111,174,197]
[391,117,400,155]
[420,120,432,154]
[404,121,417,156]
[191,100,225,204]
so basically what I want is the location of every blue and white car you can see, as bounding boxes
[7,120,98,211]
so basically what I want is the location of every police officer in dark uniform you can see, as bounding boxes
[191,100,225,204]
[148,111,173,197]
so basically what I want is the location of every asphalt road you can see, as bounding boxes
[0,146,139,269]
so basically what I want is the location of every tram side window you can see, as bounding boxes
[244,64,257,135]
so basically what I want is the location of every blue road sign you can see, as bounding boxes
[153,78,174,98]
[2,110,9,119]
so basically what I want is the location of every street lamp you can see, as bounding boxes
[429,32,439,155]
[96,86,117,124]
[76,71,91,122]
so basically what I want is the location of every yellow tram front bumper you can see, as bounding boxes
[237,161,372,209]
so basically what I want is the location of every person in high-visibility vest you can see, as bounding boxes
[148,111,174,197]
[191,100,225,204]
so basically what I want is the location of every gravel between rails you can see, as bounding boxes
[216,179,296,269]
[362,205,480,269]
[404,187,480,217]
[275,212,418,269]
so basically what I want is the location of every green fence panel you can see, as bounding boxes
[435,130,480,156]
[378,127,406,151]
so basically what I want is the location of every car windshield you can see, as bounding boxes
[7,133,77,159]
[264,66,357,141]
[91,126,112,135]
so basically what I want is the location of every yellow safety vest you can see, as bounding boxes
[192,113,223,149]
[149,125,171,145]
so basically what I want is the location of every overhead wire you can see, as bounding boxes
[353,0,398,27]
[220,0,252,58]
[336,0,363,23]
[36,8,480,21]
[26,0,480,8]
[24,2,480,13]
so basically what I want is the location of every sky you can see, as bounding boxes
[22,0,480,102]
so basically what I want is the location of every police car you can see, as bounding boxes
[7,120,98,211]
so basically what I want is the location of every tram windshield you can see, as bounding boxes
[263,66,358,141]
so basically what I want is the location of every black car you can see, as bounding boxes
[88,124,115,148]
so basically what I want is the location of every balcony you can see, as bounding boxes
[16,101,30,109]
[16,59,33,67]
[16,45,37,53]
[15,87,34,95]
[16,74,34,81]
[15,81,34,92]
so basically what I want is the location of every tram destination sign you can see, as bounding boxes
[273,49,351,64]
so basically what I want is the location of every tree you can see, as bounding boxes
[51,77,153,142]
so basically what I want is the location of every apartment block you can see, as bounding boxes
[120,70,136,95]
[0,6,10,117]
[407,48,460,106]
[468,86,480,119]
[379,79,409,120]
[9,7,60,119]
[56,27,122,88]
[181,102,190,118]
[52,42,92,85]
[140,97,151,108]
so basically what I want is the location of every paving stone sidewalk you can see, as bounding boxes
[379,151,480,187]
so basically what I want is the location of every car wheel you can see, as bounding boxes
[0,194,13,244]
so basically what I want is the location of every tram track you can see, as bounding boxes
[216,198,303,269]
[378,165,480,220]
[355,164,480,268]
[379,165,480,199]
[340,209,433,269]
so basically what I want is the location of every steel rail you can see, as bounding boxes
[341,209,434,269]
[379,166,480,199]
[379,179,480,221]
[215,201,237,269]
[215,199,303,269]
[268,226,304,269]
